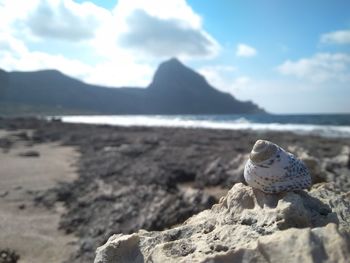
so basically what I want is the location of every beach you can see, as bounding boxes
[0,128,78,263]
[0,117,349,262]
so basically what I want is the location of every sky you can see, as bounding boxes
[0,0,349,113]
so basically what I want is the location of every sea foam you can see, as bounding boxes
[60,115,350,138]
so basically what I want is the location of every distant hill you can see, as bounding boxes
[0,58,264,115]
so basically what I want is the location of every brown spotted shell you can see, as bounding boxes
[244,140,311,193]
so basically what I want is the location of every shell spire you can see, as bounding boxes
[244,140,311,194]
[250,140,277,163]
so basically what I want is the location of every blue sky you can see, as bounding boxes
[1,0,349,113]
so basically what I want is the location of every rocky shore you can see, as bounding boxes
[95,183,350,263]
[0,117,349,262]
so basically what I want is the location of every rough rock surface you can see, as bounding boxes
[288,145,350,192]
[0,248,20,263]
[95,183,350,263]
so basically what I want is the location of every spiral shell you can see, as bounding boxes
[244,140,311,193]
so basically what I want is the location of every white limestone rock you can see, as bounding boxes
[94,183,350,263]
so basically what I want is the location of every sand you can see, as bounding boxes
[0,130,79,263]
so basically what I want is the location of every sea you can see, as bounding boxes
[60,114,350,138]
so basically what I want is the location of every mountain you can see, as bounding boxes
[0,58,264,115]
[147,58,263,114]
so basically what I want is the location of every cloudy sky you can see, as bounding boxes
[1,0,349,113]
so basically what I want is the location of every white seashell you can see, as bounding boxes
[244,140,311,193]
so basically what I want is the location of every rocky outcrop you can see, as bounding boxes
[323,146,350,191]
[288,145,350,192]
[199,153,248,187]
[94,183,350,263]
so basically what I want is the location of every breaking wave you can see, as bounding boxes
[59,115,350,138]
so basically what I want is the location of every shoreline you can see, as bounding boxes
[0,117,349,262]
[60,115,350,138]
[3,114,350,138]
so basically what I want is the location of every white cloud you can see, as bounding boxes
[232,76,251,87]
[0,38,153,87]
[321,29,350,45]
[198,66,227,89]
[0,0,220,87]
[198,65,236,74]
[25,0,110,41]
[0,0,110,41]
[277,53,350,83]
[0,30,153,87]
[113,0,202,29]
[0,32,27,56]
[0,33,92,78]
[109,0,219,59]
[236,43,257,57]
[117,9,219,58]
[198,65,250,94]
[234,78,350,114]
[84,61,153,87]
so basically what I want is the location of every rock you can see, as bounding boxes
[17,204,26,210]
[179,188,216,209]
[225,154,248,186]
[0,191,9,198]
[322,146,350,192]
[288,145,327,184]
[301,155,327,184]
[323,146,350,173]
[326,146,350,169]
[206,224,350,263]
[0,138,12,151]
[201,154,248,187]
[94,183,350,263]
[94,234,143,263]
[13,132,30,141]
[310,183,350,231]
[203,157,225,185]
[288,145,350,192]
[18,150,40,157]
[0,248,20,263]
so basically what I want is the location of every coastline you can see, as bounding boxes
[0,117,349,262]
[60,114,350,138]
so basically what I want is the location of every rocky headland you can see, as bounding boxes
[0,58,263,115]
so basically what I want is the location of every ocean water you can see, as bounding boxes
[60,114,350,138]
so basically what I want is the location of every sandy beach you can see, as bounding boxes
[0,117,349,262]
[0,129,79,263]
